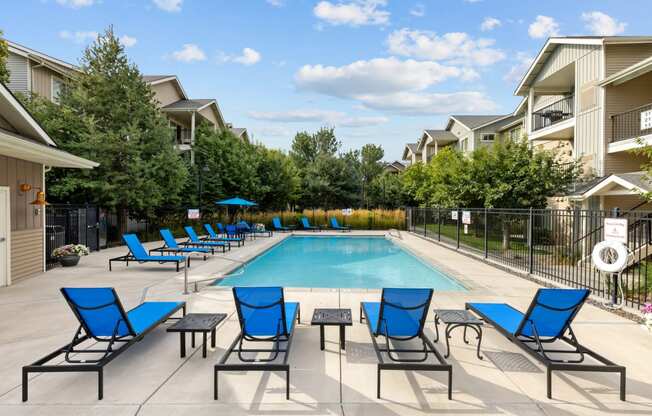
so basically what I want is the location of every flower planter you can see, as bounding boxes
[58,255,81,267]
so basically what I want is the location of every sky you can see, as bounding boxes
[1,0,648,161]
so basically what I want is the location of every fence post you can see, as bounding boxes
[528,207,534,274]
[423,208,426,237]
[484,208,488,259]
[437,207,441,241]
[456,209,461,249]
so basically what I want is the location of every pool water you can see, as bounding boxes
[215,236,465,290]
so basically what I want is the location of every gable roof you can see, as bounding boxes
[6,39,78,76]
[162,99,216,111]
[385,160,406,172]
[599,55,652,87]
[514,36,652,96]
[143,74,189,100]
[402,143,420,160]
[0,82,97,168]
[448,115,504,131]
[567,172,651,199]
[229,127,249,141]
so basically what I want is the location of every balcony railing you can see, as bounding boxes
[532,95,574,132]
[611,102,652,143]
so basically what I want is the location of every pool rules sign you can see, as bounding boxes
[604,218,628,245]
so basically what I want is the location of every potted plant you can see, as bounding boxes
[52,244,90,267]
[642,303,652,332]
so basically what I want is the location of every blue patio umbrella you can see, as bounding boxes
[216,197,257,223]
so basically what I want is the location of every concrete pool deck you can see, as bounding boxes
[1,230,651,415]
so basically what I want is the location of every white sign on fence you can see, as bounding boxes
[462,211,472,225]
[641,109,652,130]
[187,208,200,220]
[342,208,353,216]
[604,218,628,244]
[451,211,458,220]
[464,224,469,234]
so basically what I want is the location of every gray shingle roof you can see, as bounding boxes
[450,115,505,129]
[425,130,457,141]
[142,75,176,83]
[405,143,419,154]
[230,127,246,137]
[162,99,215,111]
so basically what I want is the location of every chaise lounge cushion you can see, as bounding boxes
[127,301,185,335]
[362,302,423,338]
[466,303,524,335]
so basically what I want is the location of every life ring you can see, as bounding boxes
[592,241,628,273]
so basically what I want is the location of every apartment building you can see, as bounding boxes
[402,143,422,165]
[515,36,652,210]
[4,40,78,103]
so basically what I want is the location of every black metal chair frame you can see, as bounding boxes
[108,248,185,271]
[203,225,245,247]
[22,290,186,401]
[149,245,209,262]
[360,294,452,400]
[466,297,626,401]
[214,293,300,400]
[182,237,229,253]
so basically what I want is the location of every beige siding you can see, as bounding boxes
[602,195,651,211]
[604,71,652,174]
[150,81,184,107]
[198,106,220,128]
[10,228,44,281]
[448,120,472,152]
[533,95,565,111]
[0,114,15,131]
[605,43,652,77]
[0,155,44,231]
[536,44,600,83]
[573,48,602,175]
[30,65,53,100]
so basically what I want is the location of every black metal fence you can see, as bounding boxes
[611,102,652,143]
[407,207,652,309]
[45,204,100,270]
[532,95,574,131]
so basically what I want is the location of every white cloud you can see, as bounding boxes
[386,29,505,66]
[294,57,496,115]
[314,0,390,27]
[464,0,482,3]
[55,0,95,8]
[296,57,476,98]
[409,4,425,17]
[581,11,626,36]
[219,48,262,66]
[357,91,497,115]
[119,35,137,48]
[480,17,501,31]
[504,52,534,83]
[59,30,98,44]
[171,44,206,62]
[528,15,560,38]
[266,0,285,6]
[249,109,388,127]
[153,0,183,12]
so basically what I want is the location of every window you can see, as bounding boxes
[481,133,495,142]
[509,127,522,141]
[459,139,468,152]
[51,77,64,104]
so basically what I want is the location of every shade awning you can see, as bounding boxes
[216,197,257,206]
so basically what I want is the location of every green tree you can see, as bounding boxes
[359,144,384,207]
[368,172,406,209]
[22,27,188,229]
[0,30,10,84]
[253,146,301,210]
[290,127,340,169]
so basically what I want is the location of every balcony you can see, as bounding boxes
[532,95,574,132]
[611,102,652,143]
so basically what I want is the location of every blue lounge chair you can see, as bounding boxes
[203,223,244,247]
[361,288,451,399]
[300,217,321,231]
[109,234,186,271]
[467,288,625,401]
[217,223,246,245]
[226,224,250,241]
[150,229,212,261]
[184,226,228,252]
[214,287,300,400]
[329,217,351,232]
[22,287,185,401]
[272,216,295,232]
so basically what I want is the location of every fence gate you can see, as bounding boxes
[46,204,100,270]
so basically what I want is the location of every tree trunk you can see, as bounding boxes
[502,222,511,252]
[117,206,128,236]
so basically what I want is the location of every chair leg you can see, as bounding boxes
[620,368,626,401]
[98,368,104,400]
[214,370,219,400]
[21,368,28,402]
[546,368,552,399]
[286,369,290,400]
[377,366,381,399]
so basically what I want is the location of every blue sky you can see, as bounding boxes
[2,0,648,160]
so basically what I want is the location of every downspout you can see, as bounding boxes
[42,165,51,272]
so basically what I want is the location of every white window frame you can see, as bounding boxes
[481,133,495,142]
[51,77,64,104]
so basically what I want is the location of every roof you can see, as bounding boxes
[5,39,78,74]
[0,82,97,168]
[515,36,652,96]
[229,127,246,137]
[143,74,189,100]
[567,172,651,199]
[162,99,216,111]
[599,55,652,87]
[417,130,458,151]
[402,143,420,160]
[385,161,406,172]
[448,115,505,130]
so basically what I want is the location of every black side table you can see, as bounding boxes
[167,313,227,358]
[433,309,484,360]
[311,308,352,350]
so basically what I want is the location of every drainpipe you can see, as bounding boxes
[42,166,52,272]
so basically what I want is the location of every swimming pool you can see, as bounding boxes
[215,236,465,290]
